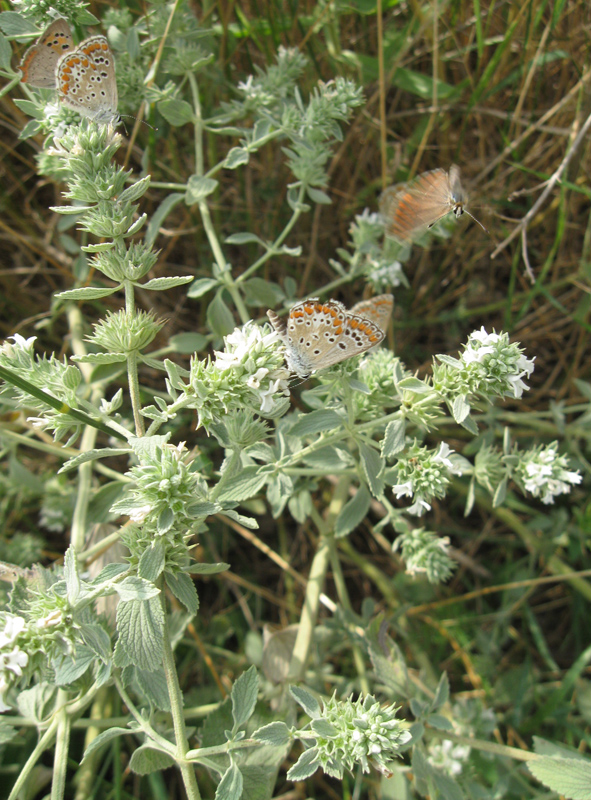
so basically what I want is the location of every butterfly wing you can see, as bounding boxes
[20,19,73,88]
[350,294,393,332]
[56,36,118,123]
[385,168,461,241]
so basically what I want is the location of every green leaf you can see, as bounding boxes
[141,276,193,291]
[139,540,166,582]
[311,718,337,737]
[392,67,457,100]
[335,484,371,538]
[76,9,100,24]
[216,466,268,503]
[225,232,265,245]
[80,623,111,661]
[50,205,93,215]
[187,277,219,298]
[216,763,243,800]
[397,377,432,393]
[431,672,450,712]
[492,476,508,507]
[243,278,285,307]
[0,12,38,35]
[185,175,218,205]
[135,666,171,712]
[82,727,131,764]
[289,685,321,719]
[165,571,199,614]
[359,444,385,498]
[306,186,332,204]
[0,33,14,70]
[145,192,184,248]
[289,410,343,438]
[157,98,194,126]
[156,506,174,535]
[59,447,129,474]
[185,561,230,575]
[253,721,290,747]
[19,120,42,140]
[116,577,160,602]
[118,176,151,204]
[185,501,219,518]
[460,414,478,435]
[451,395,471,424]
[232,665,259,729]
[224,147,250,169]
[129,745,176,775]
[116,597,164,672]
[207,293,236,337]
[54,647,95,685]
[527,755,591,798]
[71,352,127,365]
[286,748,319,781]
[381,420,406,458]
[169,332,207,353]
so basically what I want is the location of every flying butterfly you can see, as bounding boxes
[383,165,486,242]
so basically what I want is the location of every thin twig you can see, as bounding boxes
[490,109,591,282]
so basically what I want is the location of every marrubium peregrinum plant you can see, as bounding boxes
[1,5,587,800]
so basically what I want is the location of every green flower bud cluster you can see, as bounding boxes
[0,335,83,443]
[392,527,455,583]
[289,689,411,780]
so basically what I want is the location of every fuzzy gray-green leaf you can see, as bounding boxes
[231,665,259,729]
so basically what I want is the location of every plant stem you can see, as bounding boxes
[67,304,100,554]
[160,587,202,800]
[124,282,145,436]
[287,533,332,682]
[188,72,250,324]
[51,691,71,800]
[7,716,59,800]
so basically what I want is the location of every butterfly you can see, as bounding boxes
[20,19,118,124]
[267,296,390,379]
[383,165,486,241]
[19,18,74,88]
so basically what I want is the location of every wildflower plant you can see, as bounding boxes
[0,3,586,800]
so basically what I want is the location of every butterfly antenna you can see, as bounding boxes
[120,114,157,131]
[464,209,489,234]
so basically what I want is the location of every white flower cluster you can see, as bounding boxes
[428,739,471,777]
[515,442,582,504]
[462,328,535,399]
[366,256,404,290]
[214,322,290,414]
[0,333,37,360]
[392,443,464,516]
[0,615,28,713]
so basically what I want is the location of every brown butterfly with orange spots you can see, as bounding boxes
[383,165,486,242]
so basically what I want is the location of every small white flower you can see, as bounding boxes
[0,615,25,648]
[392,481,413,498]
[258,377,289,413]
[407,496,432,516]
[469,327,501,346]
[36,609,63,629]
[129,504,153,523]
[246,367,269,389]
[0,334,37,358]
[462,343,494,365]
